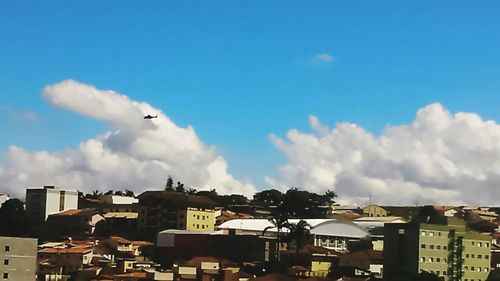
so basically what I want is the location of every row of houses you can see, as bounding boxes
[2,186,500,280]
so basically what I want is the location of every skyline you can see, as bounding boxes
[1,1,500,205]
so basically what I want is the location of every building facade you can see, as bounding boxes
[137,191,216,235]
[0,236,38,281]
[25,186,78,222]
[384,218,491,281]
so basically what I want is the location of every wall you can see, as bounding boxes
[0,236,37,281]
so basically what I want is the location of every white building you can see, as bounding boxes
[99,195,138,205]
[25,186,78,222]
[217,218,369,252]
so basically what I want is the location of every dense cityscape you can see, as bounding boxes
[0,182,499,281]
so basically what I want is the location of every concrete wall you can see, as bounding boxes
[0,236,37,281]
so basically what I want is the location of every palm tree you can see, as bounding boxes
[287,220,311,254]
[262,213,289,261]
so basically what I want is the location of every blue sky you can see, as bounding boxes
[1,1,500,189]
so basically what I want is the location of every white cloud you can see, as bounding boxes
[267,103,500,205]
[312,53,335,64]
[0,80,256,197]
[0,106,39,123]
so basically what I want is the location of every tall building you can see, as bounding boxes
[25,186,78,222]
[0,236,37,281]
[137,191,216,235]
[384,218,491,281]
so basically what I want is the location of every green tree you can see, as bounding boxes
[0,199,33,237]
[287,220,311,254]
[165,176,174,191]
[263,213,289,261]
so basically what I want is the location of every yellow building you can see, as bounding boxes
[180,207,216,231]
[137,191,216,235]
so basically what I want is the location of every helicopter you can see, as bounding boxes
[143,114,158,119]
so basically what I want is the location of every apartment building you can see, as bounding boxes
[25,186,78,222]
[137,191,216,235]
[0,236,38,281]
[384,218,491,281]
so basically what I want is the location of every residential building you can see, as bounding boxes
[156,230,276,266]
[137,191,216,236]
[37,242,93,278]
[0,236,37,281]
[363,205,421,219]
[46,208,105,237]
[384,218,491,281]
[25,186,78,222]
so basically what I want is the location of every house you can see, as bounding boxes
[100,212,139,236]
[46,208,105,237]
[216,210,254,226]
[38,242,94,278]
[0,236,37,281]
[338,249,383,278]
[25,185,78,222]
[362,205,421,219]
[286,245,340,277]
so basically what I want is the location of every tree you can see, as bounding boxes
[263,213,289,261]
[175,182,185,193]
[124,189,135,197]
[253,189,283,207]
[165,176,174,191]
[186,188,197,195]
[287,220,311,254]
[0,199,33,237]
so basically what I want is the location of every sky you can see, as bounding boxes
[1,1,500,205]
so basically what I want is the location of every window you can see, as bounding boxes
[421,231,426,237]
[429,232,434,237]
[421,244,426,249]
[197,224,199,229]
[436,258,440,262]
[2,273,7,279]
[486,242,490,247]
[442,271,446,276]
[437,245,441,250]
[429,245,434,249]
[444,246,447,250]
[485,255,489,259]
[429,257,433,262]
[438,232,442,236]
[478,242,482,247]
[485,268,489,272]
[477,267,481,272]
[471,266,475,271]
[2,260,7,265]
[472,241,475,246]
[465,266,469,270]
[466,254,470,258]
[4,246,9,252]
[478,254,482,258]
[420,257,425,262]
[471,254,475,258]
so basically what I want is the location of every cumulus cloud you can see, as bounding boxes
[268,104,500,205]
[312,53,335,64]
[0,80,256,197]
